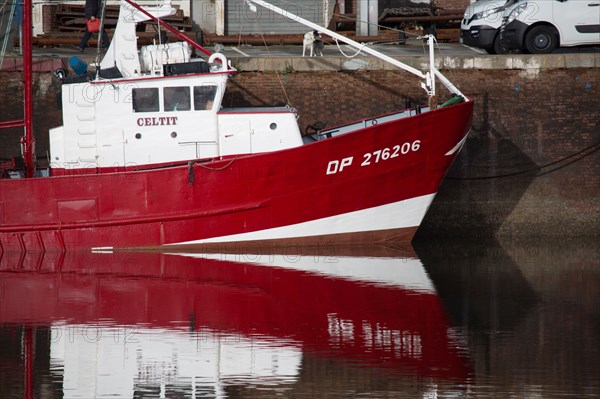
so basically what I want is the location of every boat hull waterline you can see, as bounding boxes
[0,101,473,251]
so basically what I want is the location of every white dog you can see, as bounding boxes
[302,31,324,57]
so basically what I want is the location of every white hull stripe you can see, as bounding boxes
[445,133,469,156]
[168,194,436,246]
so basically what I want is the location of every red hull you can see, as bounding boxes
[0,102,473,250]
[0,249,470,380]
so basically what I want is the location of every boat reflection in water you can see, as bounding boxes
[0,246,470,397]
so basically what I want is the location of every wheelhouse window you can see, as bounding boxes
[194,85,217,111]
[132,88,159,113]
[164,86,191,112]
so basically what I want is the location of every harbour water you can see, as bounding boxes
[0,239,597,398]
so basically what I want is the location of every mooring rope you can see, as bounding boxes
[333,37,369,58]
[197,157,238,171]
[448,139,600,180]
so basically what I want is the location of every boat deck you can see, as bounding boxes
[304,106,431,142]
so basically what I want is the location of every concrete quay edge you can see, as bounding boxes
[236,53,600,72]
[0,52,597,74]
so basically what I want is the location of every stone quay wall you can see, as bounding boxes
[1,53,599,239]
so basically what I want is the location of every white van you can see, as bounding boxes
[461,0,521,54]
[500,0,600,53]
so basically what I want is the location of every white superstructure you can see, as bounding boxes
[48,0,303,170]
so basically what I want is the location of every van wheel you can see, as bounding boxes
[525,25,558,54]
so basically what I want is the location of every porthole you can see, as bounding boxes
[270,123,277,130]
[171,132,177,138]
[135,133,142,139]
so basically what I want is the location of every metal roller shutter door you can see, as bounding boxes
[225,0,336,34]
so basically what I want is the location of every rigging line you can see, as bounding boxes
[228,6,247,108]
[448,139,600,180]
[259,33,292,107]
[94,0,108,78]
[420,35,448,62]
[330,13,424,38]
[30,55,44,101]
[419,34,434,55]
[234,22,243,71]
[0,0,16,69]
[430,35,445,58]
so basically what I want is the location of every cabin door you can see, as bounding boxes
[97,127,126,167]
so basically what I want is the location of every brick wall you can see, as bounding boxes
[0,75,61,164]
[1,65,598,238]
[435,0,469,14]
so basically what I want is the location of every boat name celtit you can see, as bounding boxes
[136,116,179,127]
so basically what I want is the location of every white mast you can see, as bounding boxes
[100,0,176,77]
[245,0,467,101]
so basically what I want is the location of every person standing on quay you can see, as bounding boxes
[75,0,109,52]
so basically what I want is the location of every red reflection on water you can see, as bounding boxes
[0,247,470,382]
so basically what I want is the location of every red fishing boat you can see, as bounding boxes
[0,0,473,251]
